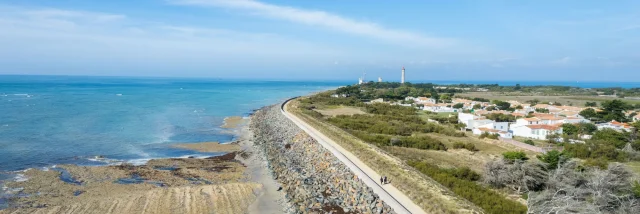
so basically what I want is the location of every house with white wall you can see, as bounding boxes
[597,120,633,132]
[511,124,563,140]
[423,103,456,113]
[466,118,495,130]
[473,127,513,138]
[458,112,480,126]
[634,114,640,122]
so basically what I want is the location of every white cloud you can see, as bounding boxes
[168,0,459,48]
[0,5,366,77]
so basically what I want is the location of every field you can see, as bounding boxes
[457,92,640,106]
[314,106,366,116]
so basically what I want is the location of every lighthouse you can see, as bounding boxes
[401,66,405,84]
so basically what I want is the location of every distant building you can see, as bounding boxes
[401,66,405,84]
[378,77,383,82]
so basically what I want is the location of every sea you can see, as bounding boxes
[0,75,348,179]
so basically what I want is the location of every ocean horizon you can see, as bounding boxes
[0,76,348,176]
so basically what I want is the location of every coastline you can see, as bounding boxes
[0,112,285,214]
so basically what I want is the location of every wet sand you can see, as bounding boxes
[172,141,241,153]
[221,116,246,129]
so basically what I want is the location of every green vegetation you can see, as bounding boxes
[492,100,511,110]
[585,101,597,107]
[579,99,634,122]
[409,161,527,214]
[503,151,528,162]
[536,150,565,170]
[484,113,516,122]
[535,108,549,113]
[523,139,535,146]
[479,132,499,139]
[452,142,478,151]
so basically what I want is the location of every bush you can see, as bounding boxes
[453,142,478,151]
[524,139,535,146]
[503,151,528,162]
[537,150,564,170]
[488,133,500,140]
[409,161,527,214]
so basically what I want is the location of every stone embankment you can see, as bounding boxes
[251,105,395,214]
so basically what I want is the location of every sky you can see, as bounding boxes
[0,0,639,81]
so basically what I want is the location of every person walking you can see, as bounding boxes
[383,176,387,185]
[380,176,384,185]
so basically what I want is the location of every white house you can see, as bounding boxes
[515,118,542,126]
[478,122,510,132]
[597,120,633,132]
[562,117,591,124]
[466,118,495,130]
[473,127,513,138]
[511,124,563,140]
[415,97,436,104]
[634,114,640,122]
[458,112,480,126]
[423,103,456,113]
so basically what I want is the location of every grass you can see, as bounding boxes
[624,161,640,177]
[417,111,457,121]
[314,106,367,117]
[288,99,481,214]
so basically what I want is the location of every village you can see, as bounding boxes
[367,95,640,144]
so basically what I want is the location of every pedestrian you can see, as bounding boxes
[380,176,384,185]
[383,176,387,184]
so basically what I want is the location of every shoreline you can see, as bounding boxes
[0,112,285,213]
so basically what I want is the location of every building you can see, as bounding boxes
[597,120,633,132]
[473,127,513,138]
[511,124,563,140]
[401,66,405,84]
[422,103,456,113]
[378,77,383,82]
[634,114,640,122]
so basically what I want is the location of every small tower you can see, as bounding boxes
[378,77,383,82]
[401,66,406,84]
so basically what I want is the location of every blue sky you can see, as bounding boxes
[0,0,639,81]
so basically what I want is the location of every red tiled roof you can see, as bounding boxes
[527,124,562,131]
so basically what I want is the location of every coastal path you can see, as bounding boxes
[281,98,426,214]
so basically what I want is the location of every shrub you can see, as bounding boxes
[537,150,564,170]
[453,142,478,151]
[523,139,535,146]
[409,161,527,214]
[503,151,528,162]
[488,133,500,140]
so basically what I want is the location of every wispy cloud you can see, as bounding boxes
[168,0,459,48]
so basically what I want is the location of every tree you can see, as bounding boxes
[452,103,464,109]
[515,84,522,90]
[473,104,482,109]
[492,100,511,110]
[562,123,579,136]
[600,99,633,122]
[577,122,598,135]
[486,106,497,111]
[524,139,535,146]
[485,159,547,194]
[579,108,599,121]
[537,150,565,170]
[585,102,597,107]
[515,105,524,110]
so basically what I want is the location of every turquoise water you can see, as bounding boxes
[0,76,347,172]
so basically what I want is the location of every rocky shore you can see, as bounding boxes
[251,105,395,214]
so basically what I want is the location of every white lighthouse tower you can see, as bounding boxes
[401,66,406,84]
